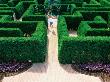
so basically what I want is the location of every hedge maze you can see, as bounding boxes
[0,0,47,63]
[58,0,110,64]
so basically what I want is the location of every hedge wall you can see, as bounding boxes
[63,12,83,30]
[0,21,37,34]
[0,0,9,4]
[99,0,110,7]
[22,4,34,16]
[0,4,8,7]
[58,16,68,41]
[58,16,69,63]
[59,37,110,64]
[77,21,91,36]
[58,16,110,64]
[0,15,13,21]
[0,28,23,37]
[77,21,108,36]
[15,1,34,19]
[8,0,20,7]
[85,28,110,36]
[93,16,106,23]
[80,11,109,21]
[0,21,47,63]
[0,10,13,16]
[22,15,47,23]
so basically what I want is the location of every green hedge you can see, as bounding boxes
[85,28,110,36]
[37,0,45,4]
[58,16,110,64]
[0,21,37,34]
[93,16,107,23]
[0,21,47,63]
[34,5,45,14]
[80,11,109,21]
[53,4,76,15]
[22,4,34,16]
[0,10,13,16]
[58,16,69,63]
[100,0,110,7]
[88,21,107,28]
[58,16,68,41]
[59,37,110,64]
[0,4,8,7]
[0,28,23,37]
[82,4,101,7]
[63,13,83,30]
[15,1,33,19]
[77,21,91,36]
[73,7,110,13]
[0,15,13,21]
[77,21,108,36]
[0,0,9,4]
[8,0,20,7]
[90,0,100,4]
[22,15,46,21]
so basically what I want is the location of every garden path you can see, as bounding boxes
[3,17,102,82]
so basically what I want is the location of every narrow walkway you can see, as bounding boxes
[3,18,102,82]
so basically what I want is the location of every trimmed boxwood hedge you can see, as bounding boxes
[80,11,109,21]
[0,10,14,16]
[77,21,108,36]
[8,0,20,7]
[0,0,9,4]
[15,1,34,19]
[0,21,37,34]
[77,21,91,36]
[22,4,47,25]
[0,21,47,63]
[0,4,8,7]
[58,16,110,64]
[58,16,68,41]
[100,0,110,7]
[0,15,13,21]
[85,28,110,36]
[94,16,106,23]
[63,12,83,30]
[0,28,23,37]
[59,37,110,64]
